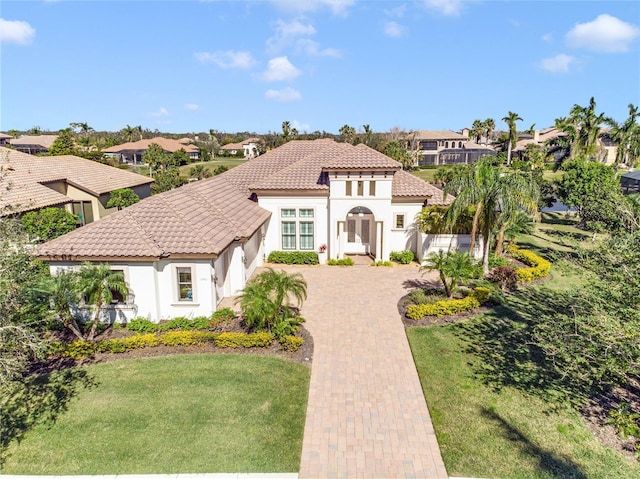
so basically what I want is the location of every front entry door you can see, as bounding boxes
[346,217,370,254]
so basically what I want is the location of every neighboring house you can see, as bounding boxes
[36,139,455,323]
[621,170,640,194]
[0,133,12,146]
[220,137,262,159]
[0,146,153,223]
[104,137,200,164]
[9,135,58,155]
[409,130,496,166]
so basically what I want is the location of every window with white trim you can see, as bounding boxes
[299,222,314,250]
[299,208,314,218]
[394,213,406,230]
[281,208,296,218]
[282,222,296,250]
[176,267,193,301]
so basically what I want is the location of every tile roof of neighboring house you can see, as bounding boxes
[0,133,12,140]
[10,135,58,148]
[35,139,450,260]
[35,174,271,261]
[462,142,496,151]
[0,147,154,215]
[177,137,194,145]
[411,130,469,141]
[220,138,261,151]
[104,137,199,154]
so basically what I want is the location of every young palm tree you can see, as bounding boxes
[445,158,540,274]
[78,263,128,341]
[502,111,523,165]
[420,250,476,298]
[33,271,85,340]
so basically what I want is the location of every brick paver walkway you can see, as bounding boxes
[282,263,448,479]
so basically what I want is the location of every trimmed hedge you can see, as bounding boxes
[279,335,304,352]
[214,332,274,348]
[267,251,319,265]
[370,260,392,267]
[507,245,551,283]
[327,258,354,266]
[407,287,491,320]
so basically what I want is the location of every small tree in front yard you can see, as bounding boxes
[236,268,307,337]
[106,188,140,210]
[420,250,477,298]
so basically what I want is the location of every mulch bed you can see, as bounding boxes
[28,319,313,377]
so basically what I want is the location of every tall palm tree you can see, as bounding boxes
[569,97,607,160]
[122,124,136,142]
[136,125,144,141]
[281,121,291,142]
[445,158,540,274]
[606,103,640,166]
[78,263,128,341]
[339,124,356,144]
[471,119,484,144]
[484,118,495,143]
[502,111,523,165]
[362,124,372,146]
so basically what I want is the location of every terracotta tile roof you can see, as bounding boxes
[0,133,12,140]
[10,135,58,148]
[220,137,261,151]
[411,130,469,141]
[322,144,402,170]
[104,137,199,154]
[0,147,153,215]
[393,171,453,204]
[35,174,271,261]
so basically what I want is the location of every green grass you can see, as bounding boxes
[179,158,246,176]
[2,354,310,474]
[410,168,438,183]
[408,324,640,478]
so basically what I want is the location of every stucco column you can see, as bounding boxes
[337,221,344,259]
[376,221,383,262]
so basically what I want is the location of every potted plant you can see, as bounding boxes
[318,244,327,264]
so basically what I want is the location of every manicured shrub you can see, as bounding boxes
[191,316,211,329]
[406,287,490,320]
[98,334,160,353]
[159,331,218,346]
[126,317,158,333]
[57,340,97,359]
[508,245,551,283]
[267,251,319,265]
[327,258,354,266]
[209,307,235,327]
[390,250,416,264]
[158,316,193,332]
[408,288,446,305]
[370,261,392,267]
[279,335,304,352]
[214,332,274,348]
[488,266,519,291]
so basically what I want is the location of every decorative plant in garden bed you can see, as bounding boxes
[507,245,551,282]
[407,287,491,319]
[267,251,319,265]
[327,258,354,266]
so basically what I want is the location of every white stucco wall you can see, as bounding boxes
[387,202,422,254]
[417,234,484,262]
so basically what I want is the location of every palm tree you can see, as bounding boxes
[236,268,307,333]
[78,263,128,341]
[471,119,484,144]
[502,111,523,165]
[339,124,356,144]
[34,271,84,340]
[362,124,373,146]
[281,121,291,142]
[136,125,144,141]
[420,250,476,298]
[484,118,495,143]
[122,124,136,142]
[569,97,607,160]
[606,103,640,166]
[444,158,540,274]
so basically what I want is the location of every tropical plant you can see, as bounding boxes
[121,124,136,142]
[606,103,640,167]
[471,119,484,144]
[106,188,140,210]
[420,250,477,298]
[339,124,356,144]
[281,121,291,142]
[384,140,413,170]
[235,268,307,336]
[362,124,373,146]
[21,207,77,241]
[77,263,128,341]
[33,270,84,340]
[502,111,523,165]
[444,158,540,273]
[484,118,495,142]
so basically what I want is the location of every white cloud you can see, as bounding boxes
[296,38,341,57]
[194,50,257,69]
[265,87,302,102]
[270,0,354,16]
[538,53,576,73]
[423,0,463,16]
[566,14,640,53]
[184,104,200,111]
[384,21,407,38]
[291,120,310,132]
[261,56,302,81]
[542,33,553,42]
[0,18,35,45]
[149,107,169,117]
[267,19,316,53]
[384,4,407,18]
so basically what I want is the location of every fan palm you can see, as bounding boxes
[78,263,128,341]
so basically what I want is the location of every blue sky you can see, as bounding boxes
[1,1,639,135]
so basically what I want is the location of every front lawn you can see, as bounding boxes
[408,322,640,478]
[2,354,310,474]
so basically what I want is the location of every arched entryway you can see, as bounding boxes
[339,206,379,258]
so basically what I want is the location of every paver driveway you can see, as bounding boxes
[280,262,448,479]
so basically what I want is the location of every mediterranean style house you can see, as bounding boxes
[409,130,496,166]
[36,139,455,323]
[0,146,153,222]
[104,137,200,164]
[9,134,59,154]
